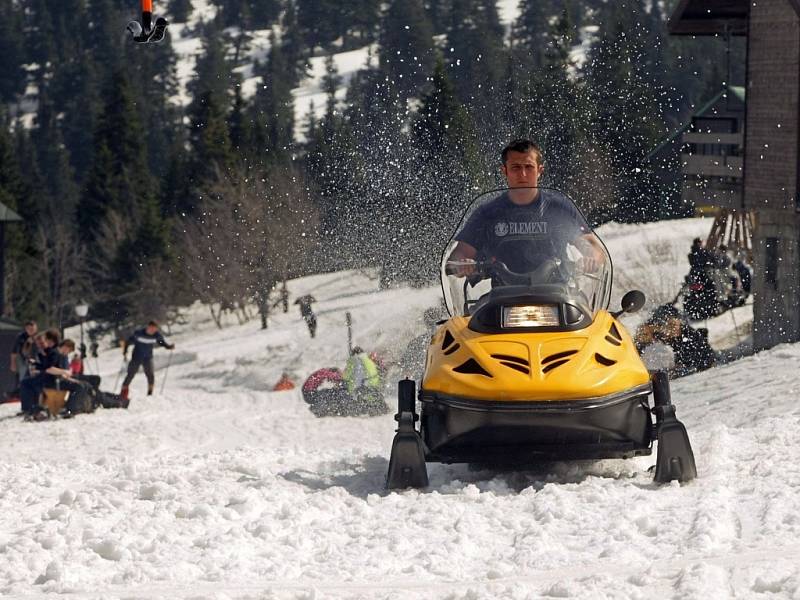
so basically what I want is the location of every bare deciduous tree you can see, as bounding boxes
[179,163,319,329]
[35,214,89,329]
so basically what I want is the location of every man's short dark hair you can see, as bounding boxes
[44,328,61,346]
[24,320,36,327]
[502,139,544,165]
[147,320,159,328]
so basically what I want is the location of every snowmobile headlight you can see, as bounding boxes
[501,305,560,328]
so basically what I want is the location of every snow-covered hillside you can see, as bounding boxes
[4,217,793,600]
[167,0,526,139]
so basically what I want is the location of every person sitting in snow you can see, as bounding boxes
[120,321,175,399]
[301,367,349,417]
[343,346,386,415]
[53,339,94,417]
[18,329,63,420]
[635,304,715,378]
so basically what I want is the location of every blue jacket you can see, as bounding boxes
[127,329,171,361]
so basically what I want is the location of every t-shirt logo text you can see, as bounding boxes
[496,221,549,236]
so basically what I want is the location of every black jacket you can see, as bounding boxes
[33,346,63,387]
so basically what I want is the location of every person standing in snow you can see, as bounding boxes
[120,321,174,399]
[9,320,38,392]
[294,294,317,338]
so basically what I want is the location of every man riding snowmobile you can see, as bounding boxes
[447,140,604,279]
[386,140,697,488]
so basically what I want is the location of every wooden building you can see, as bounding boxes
[648,85,746,212]
[669,0,800,350]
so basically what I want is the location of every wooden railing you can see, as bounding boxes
[681,154,743,178]
[682,132,743,146]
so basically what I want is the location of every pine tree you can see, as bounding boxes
[379,0,436,100]
[168,0,193,22]
[32,90,80,215]
[445,0,506,121]
[248,0,282,28]
[228,84,252,154]
[250,31,296,162]
[282,0,310,86]
[425,0,448,33]
[402,60,482,282]
[188,18,235,109]
[0,0,26,102]
[585,1,667,222]
[85,0,126,73]
[78,70,152,249]
[512,0,554,69]
[186,90,236,201]
[297,0,344,50]
[344,0,381,46]
[124,31,181,179]
[0,114,41,320]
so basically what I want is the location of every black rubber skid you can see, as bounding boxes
[386,413,429,489]
[386,380,428,489]
[651,371,697,483]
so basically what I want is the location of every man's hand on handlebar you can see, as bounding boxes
[445,259,478,277]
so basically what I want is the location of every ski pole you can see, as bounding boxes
[113,355,127,390]
[160,349,174,394]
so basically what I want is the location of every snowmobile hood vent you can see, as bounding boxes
[442,330,455,350]
[490,354,531,375]
[452,359,492,377]
[605,322,623,346]
[541,349,578,374]
[595,353,617,367]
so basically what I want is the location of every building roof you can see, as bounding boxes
[668,0,748,35]
[669,0,800,35]
[0,202,22,223]
[645,86,745,161]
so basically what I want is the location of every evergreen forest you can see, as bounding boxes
[0,0,743,333]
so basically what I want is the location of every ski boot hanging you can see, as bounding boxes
[127,0,168,44]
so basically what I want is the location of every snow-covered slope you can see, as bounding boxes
[3,217,792,600]
[167,0,524,138]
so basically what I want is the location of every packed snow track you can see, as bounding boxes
[2,242,799,599]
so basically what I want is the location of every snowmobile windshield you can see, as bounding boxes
[441,187,612,319]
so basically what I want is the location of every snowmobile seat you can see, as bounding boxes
[40,388,69,417]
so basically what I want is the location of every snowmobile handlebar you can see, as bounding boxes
[446,258,560,286]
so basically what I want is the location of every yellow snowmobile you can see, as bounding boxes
[387,187,696,488]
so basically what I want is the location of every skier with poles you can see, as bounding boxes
[120,321,175,400]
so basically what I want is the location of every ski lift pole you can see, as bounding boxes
[160,349,174,394]
[127,0,168,43]
[346,312,353,354]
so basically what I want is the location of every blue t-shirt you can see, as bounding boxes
[455,189,590,274]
